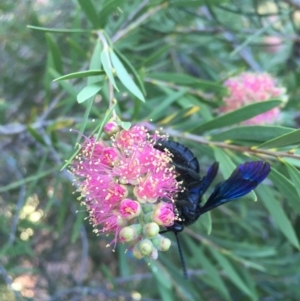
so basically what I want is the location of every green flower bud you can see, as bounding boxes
[132,245,144,259]
[152,235,171,251]
[139,239,153,256]
[104,121,119,136]
[143,222,160,238]
[119,224,142,242]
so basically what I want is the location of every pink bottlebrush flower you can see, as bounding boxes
[114,125,148,149]
[71,124,180,253]
[152,202,175,226]
[220,72,287,125]
[101,147,120,166]
[92,208,126,234]
[119,199,141,219]
[133,175,161,203]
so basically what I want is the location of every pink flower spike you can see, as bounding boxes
[119,199,141,219]
[70,124,180,251]
[152,202,175,226]
[221,72,288,125]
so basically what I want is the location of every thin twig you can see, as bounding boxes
[153,126,300,160]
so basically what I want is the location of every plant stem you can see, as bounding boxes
[154,126,300,160]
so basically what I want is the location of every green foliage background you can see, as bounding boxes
[1,0,300,300]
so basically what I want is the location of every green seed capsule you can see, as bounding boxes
[132,245,144,259]
[119,224,142,242]
[152,235,171,251]
[139,239,153,256]
[143,222,160,238]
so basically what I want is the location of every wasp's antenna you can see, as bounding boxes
[174,232,188,279]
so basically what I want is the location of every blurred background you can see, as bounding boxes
[1,0,300,300]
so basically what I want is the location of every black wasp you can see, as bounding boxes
[154,139,271,278]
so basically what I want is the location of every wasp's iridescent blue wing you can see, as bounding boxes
[189,162,219,198]
[200,161,270,214]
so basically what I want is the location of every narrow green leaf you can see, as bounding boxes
[148,72,226,92]
[27,25,92,33]
[159,254,201,300]
[46,33,63,74]
[77,0,100,28]
[282,157,300,168]
[110,51,145,101]
[269,168,300,214]
[53,70,105,81]
[210,248,253,298]
[66,37,88,59]
[49,69,78,96]
[200,211,212,234]
[198,102,213,121]
[114,47,146,95]
[256,129,300,149]
[197,248,231,301]
[238,266,259,301]
[117,244,131,277]
[234,247,276,258]
[27,126,46,146]
[159,106,200,126]
[141,44,171,66]
[98,0,121,28]
[257,185,300,249]
[77,84,102,103]
[192,100,282,133]
[88,40,102,84]
[101,49,119,91]
[213,147,236,178]
[213,148,256,201]
[146,89,187,121]
[210,125,294,143]
[149,261,174,301]
[284,161,300,197]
